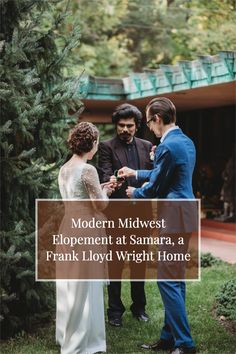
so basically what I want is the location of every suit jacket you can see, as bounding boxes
[133,128,197,233]
[98,136,152,198]
[133,128,196,199]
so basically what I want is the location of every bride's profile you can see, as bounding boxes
[56,122,114,354]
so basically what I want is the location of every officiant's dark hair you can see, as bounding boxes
[68,122,99,155]
[112,103,142,128]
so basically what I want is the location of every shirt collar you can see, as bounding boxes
[160,125,179,143]
[126,139,136,147]
[119,136,136,146]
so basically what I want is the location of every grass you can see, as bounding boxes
[1,263,236,354]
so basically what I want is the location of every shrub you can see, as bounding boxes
[215,278,236,321]
[201,252,223,268]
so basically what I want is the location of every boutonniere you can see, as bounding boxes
[150,145,156,161]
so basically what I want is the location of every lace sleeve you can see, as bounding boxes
[81,164,108,211]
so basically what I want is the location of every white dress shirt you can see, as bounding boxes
[160,125,179,143]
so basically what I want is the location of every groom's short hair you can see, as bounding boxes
[146,97,176,124]
[112,103,142,128]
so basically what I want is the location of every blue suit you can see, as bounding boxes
[133,128,195,199]
[133,128,196,348]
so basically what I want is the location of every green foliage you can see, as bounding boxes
[169,0,236,62]
[76,0,135,76]
[215,278,236,321]
[0,0,82,338]
[201,252,223,268]
[0,222,55,338]
[1,264,236,353]
[58,0,236,75]
[97,123,115,141]
[54,0,134,77]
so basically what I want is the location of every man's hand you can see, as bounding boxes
[126,186,136,198]
[118,167,136,178]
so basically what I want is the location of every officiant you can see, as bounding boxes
[98,103,153,327]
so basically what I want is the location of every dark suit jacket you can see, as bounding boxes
[98,136,152,198]
[133,128,196,199]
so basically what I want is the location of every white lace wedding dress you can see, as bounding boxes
[56,160,108,354]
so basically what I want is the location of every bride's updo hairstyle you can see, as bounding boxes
[68,122,99,155]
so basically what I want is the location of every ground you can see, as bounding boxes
[1,263,236,354]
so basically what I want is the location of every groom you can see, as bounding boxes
[118,97,197,354]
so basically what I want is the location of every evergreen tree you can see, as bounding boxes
[0,0,82,338]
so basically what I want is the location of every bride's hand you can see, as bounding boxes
[109,175,118,188]
[101,181,116,196]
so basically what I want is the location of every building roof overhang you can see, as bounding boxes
[78,51,236,123]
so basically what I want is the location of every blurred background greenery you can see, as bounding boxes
[55,0,236,77]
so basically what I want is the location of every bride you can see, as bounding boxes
[56,122,114,354]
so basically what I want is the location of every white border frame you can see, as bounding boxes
[35,198,201,282]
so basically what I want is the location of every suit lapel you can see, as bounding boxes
[113,137,127,167]
[135,138,146,169]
